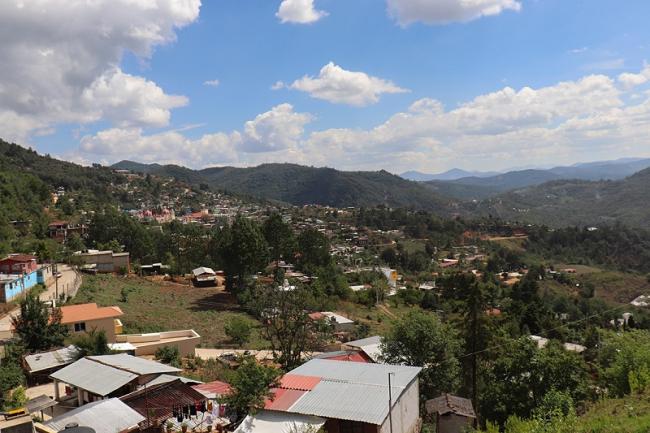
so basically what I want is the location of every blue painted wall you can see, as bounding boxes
[2,271,39,302]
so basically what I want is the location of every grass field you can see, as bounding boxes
[72,274,270,349]
[577,393,650,433]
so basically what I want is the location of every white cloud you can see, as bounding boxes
[276,0,328,24]
[284,62,409,106]
[70,66,650,173]
[0,0,200,142]
[203,79,220,87]
[77,103,313,166]
[618,65,650,90]
[387,0,521,26]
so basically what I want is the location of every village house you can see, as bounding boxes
[59,303,124,342]
[309,311,355,333]
[47,221,88,243]
[425,394,476,433]
[342,335,383,363]
[74,249,130,274]
[110,329,201,357]
[237,359,421,433]
[50,354,182,406]
[45,398,145,433]
[0,254,46,302]
[192,266,218,287]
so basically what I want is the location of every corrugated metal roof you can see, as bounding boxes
[24,345,80,373]
[282,359,421,425]
[265,388,307,411]
[289,359,420,388]
[25,395,57,414]
[287,380,404,425]
[88,353,181,375]
[45,398,145,433]
[50,357,137,396]
[145,374,202,387]
[279,374,321,391]
[193,380,232,399]
[234,410,325,433]
[346,335,382,347]
[345,335,383,362]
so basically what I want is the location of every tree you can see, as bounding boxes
[222,356,280,423]
[155,346,182,368]
[297,228,331,271]
[12,292,68,353]
[217,216,268,292]
[3,386,27,411]
[225,316,252,348]
[251,285,331,370]
[381,310,462,400]
[263,213,295,265]
[72,329,110,357]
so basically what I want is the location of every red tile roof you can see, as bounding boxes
[279,374,321,391]
[2,254,37,263]
[318,351,371,363]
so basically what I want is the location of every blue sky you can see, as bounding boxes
[3,0,650,173]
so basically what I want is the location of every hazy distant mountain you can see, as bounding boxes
[423,158,650,200]
[400,168,500,181]
[113,161,453,212]
[473,168,650,228]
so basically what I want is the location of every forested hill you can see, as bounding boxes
[472,168,650,228]
[113,160,453,212]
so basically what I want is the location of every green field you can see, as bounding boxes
[72,274,270,349]
[577,393,650,433]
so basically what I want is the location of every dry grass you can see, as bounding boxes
[71,274,269,349]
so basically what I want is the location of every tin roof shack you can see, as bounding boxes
[23,345,80,385]
[74,250,130,274]
[45,398,144,433]
[256,359,421,433]
[309,312,355,333]
[425,394,476,433]
[192,267,217,287]
[113,329,201,357]
[121,378,208,430]
[50,354,181,407]
[59,303,124,343]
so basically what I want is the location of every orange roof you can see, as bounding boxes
[279,374,321,391]
[59,303,123,324]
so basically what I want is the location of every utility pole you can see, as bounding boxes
[388,372,395,433]
[54,263,59,301]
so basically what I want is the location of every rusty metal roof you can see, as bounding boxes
[426,394,476,418]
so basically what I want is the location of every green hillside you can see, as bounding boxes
[473,169,650,228]
[113,161,453,212]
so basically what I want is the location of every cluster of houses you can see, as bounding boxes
[0,254,54,303]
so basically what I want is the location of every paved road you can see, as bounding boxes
[0,264,81,339]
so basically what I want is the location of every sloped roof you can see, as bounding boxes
[45,398,145,433]
[60,303,123,323]
[426,394,476,418]
[192,267,215,277]
[24,345,80,373]
[88,353,181,375]
[192,380,232,399]
[280,359,421,425]
[50,358,138,396]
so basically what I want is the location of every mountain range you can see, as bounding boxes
[418,158,650,201]
[2,137,650,230]
[112,160,452,212]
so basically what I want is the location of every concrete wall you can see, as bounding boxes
[67,317,118,342]
[115,330,201,356]
[380,379,420,433]
[78,251,130,273]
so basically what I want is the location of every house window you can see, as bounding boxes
[74,322,86,332]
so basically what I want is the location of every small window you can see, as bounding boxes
[74,322,86,332]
